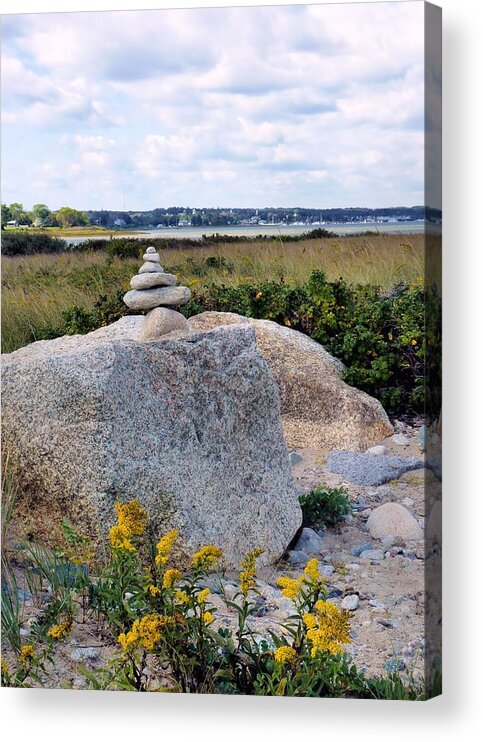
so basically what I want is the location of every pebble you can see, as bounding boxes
[341,594,360,611]
[70,647,101,662]
[327,587,343,599]
[366,445,387,456]
[351,542,373,557]
[369,599,385,609]
[392,433,411,446]
[286,549,309,566]
[359,549,385,561]
[384,658,405,672]
[320,565,335,577]
[293,527,324,555]
[288,451,303,466]
[345,563,362,571]
[380,534,396,549]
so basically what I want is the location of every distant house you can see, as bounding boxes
[114,218,126,227]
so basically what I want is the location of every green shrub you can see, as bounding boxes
[1,231,67,255]
[299,486,352,529]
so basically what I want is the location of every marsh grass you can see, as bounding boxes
[1,234,424,353]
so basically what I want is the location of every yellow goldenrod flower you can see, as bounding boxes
[303,558,321,583]
[411,339,417,346]
[274,646,297,664]
[305,600,351,656]
[155,529,179,566]
[239,548,264,595]
[115,500,147,537]
[175,590,189,604]
[148,585,161,597]
[302,612,317,630]
[20,644,35,661]
[203,611,215,625]
[197,588,211,604]
[162,569,182,589]
[109,524,136,552]
[1,659,9,675]
[118,614,174,653]
[48,620,71,641]
[191,545,222,569]
[276,576,302,601]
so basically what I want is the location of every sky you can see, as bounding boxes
[1,2,427,211]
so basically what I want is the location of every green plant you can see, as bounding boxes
[299,486,352,529]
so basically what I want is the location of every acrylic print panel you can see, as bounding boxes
[0,1,441,699]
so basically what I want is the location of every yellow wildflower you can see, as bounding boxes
[155,529,179,566]
[162,569,182,589]
[175,590,189,604]
[305,600,351,656]
[48,620,71,641]
[197,588,210,604]
[148,585,161,597]
[203,611,215,625]
[276,576,302,601]
[118,614,174,653]
[303,558,321,583]
[109,524,135,552]
[20,644,35,661]
[115,500,147,537]
[1,659,9,675]
[274,646,297,664]
[239,548,264,595]
[191,545,222,569]
[302,612,317,630]
[411,339,417,346]
[255,291,263,300]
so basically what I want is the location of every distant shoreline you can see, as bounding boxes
[3,220,433,246]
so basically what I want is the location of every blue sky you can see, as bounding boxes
[1,2,426,210]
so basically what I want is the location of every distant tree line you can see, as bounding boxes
[1,203,89,229]
[1,202,442,231]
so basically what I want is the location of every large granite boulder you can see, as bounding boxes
[187,312,393,451]
[1,324,301,568]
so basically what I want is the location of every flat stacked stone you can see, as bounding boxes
[123,246,191,339]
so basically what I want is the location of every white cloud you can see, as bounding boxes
[1,2,426,209]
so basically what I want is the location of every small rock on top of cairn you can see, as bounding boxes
[123,246,191,339]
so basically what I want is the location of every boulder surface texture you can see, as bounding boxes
[1,324,302,568]
[188,312,393,451]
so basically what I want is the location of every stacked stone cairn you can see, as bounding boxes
[123,246,191,340]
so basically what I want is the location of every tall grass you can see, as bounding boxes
[1,234,425,353]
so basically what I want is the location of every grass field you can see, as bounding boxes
[1,233,425,353]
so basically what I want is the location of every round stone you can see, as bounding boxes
[140,308,190,340]
[138,262,165,274]
[146,246,157,254]
[123,285,191,310]
[143,252,161,262]
[130,273,177,290]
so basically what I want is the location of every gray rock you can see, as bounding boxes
[359,549,385,561]
[1,324,301,569]
[123,285,191,310]
[130,273,177,290]
[320,564,335,577]
[366,445,387,456]
[142,252,161,262]
[385,658,405,672]
[369,599,385,609]
[70,647,101,662]
[367,503,424,541]
[380,534,396,549]
[188,312,393,452]
[341,594,360,611]
[286,550,308,566]
[139,262,165,274]
[140,308,190,340]
[351,542,373,557]
[293,527,324,555]
[288,451,303,466]
[392,433,411,446]
[326,451,423,486]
